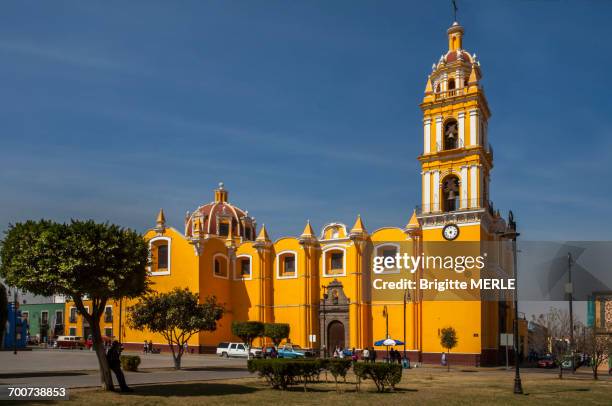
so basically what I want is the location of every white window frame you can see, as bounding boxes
[69,306,77,323]
[41,310,49,325]
[276,250,298,280]
[104,305,113,323]
[234,254,253,281]
[213,253,230,280]
[322,245,346,278]
[375,243,402,274]
[148,236,171,276]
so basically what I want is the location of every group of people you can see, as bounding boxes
[360,347,378,363]
[387,347,405,364]
[142,340,155,354]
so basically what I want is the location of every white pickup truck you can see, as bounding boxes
[216,342,262,358]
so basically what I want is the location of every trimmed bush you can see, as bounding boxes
[353,362,402,392]
[120,355,141,372]
[326,359,352,392]
[248,359,323,390]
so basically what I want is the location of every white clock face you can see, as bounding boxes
[443,224,459,240]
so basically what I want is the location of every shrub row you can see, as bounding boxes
[120,355,141,372]
[248,359,402,392]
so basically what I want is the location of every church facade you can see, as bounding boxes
[66,21,518,366]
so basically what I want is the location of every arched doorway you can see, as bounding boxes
[327,320,345,351]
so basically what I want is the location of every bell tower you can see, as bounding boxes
[418,21,494,232]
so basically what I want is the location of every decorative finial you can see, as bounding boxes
[452,0,458,23]
[218,181,224,190]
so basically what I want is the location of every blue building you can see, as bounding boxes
[2,303,28,349]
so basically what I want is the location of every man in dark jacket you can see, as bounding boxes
[106,340,132,392]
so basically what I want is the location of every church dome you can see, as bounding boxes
[185,183,256,241]
[444,49,472,63]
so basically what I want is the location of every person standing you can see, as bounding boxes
[370,347,377,363]
[362,347,369,363]
[143,340,148,354]
[106,341,132,392]
[441,352,447,367]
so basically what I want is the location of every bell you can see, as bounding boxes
[447,190,456,200]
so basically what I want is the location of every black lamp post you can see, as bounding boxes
[567,252,574,373]
[403,289,411,360]
[321,285,328,358]
[498,211,523,395]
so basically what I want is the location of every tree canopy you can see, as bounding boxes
[264,322,290,347]
[232,321,264,355]
[0,219,149,390]
[440,326,458,371]
[129,287,224,369]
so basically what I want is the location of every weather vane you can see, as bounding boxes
[452,0,458,22]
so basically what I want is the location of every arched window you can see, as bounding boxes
[323,247,346,277]
[213,254,229,279]
[443,119,458,150]
[235,255,252,280]
[149,236,171,276]
[277,251,298,279]
[435,83,440,93]
[448,78,455,90]
[375,244,400,274]
[442,175,460,212]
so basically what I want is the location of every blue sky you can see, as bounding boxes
[1,0,611,242]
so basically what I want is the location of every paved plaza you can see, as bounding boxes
[0,349,249,388]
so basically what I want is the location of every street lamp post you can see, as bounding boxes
[383,305,389,362]
[403,289,411,360]
[321,285,328,358]
[499,211,523,395]
[567,252,574,373]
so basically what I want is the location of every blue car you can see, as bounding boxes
[277,344,306,359]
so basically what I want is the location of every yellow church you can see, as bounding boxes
[66,21,520,366]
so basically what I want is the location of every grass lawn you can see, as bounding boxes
[19,368,612,405]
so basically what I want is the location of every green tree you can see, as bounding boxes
[440,326,458,371]
[232,321,264,358]
[0,283,7,344]
[264,323,290,348]
[129,288,223,369]
[0,220,149,391]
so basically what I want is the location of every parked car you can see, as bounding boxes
[216,342,231,356]
[217,342,261,358]
[537,355,556,368]
[277,343,306,359]
[55,335,85,349]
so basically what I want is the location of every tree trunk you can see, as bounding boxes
[171,343,183,370]
[558,363,563,379]
[91,321,114,391]
[75,298,113,391]
[593,365,598,380]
